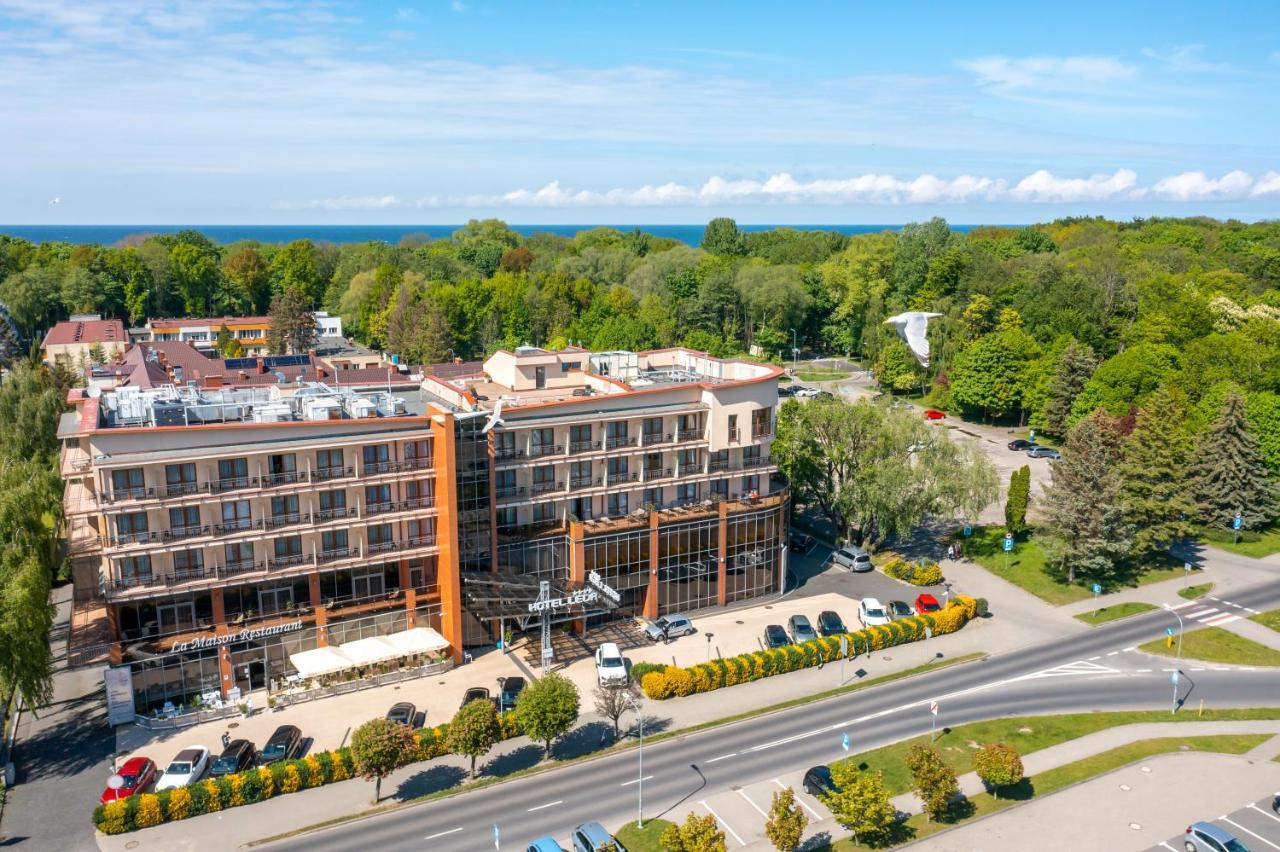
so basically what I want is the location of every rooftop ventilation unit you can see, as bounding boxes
[251,402,291,423]
[303,397,342,421]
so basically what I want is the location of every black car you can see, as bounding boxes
[817,610,847,636]
[259,725,302,764]
[803,765,840,798]
[209,739,256,777]
[763,624,790,649]
[497,676,526,712]
[462,687,491,708]
[386,701,418,727]
[1007,439,1037,451]
[777,385,796,398]
[788,532,815,554]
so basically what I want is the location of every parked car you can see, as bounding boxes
[793,386,820,398]
[461,687,492,708]
[887,599,914,620]
[817,610,847,636]
[1185,821,1251,852]
[497,676,526,712]
[527,838,567,852]
[596,642,628,685]
[259,725,302,764]
[386,702,417,728]
[1027,445,1061,459]
[209,740,256,778]
[858,597,892,627]
[802,765,840,798]
[787,615,818,644]
[571,821,628,852]
[923,408,946,420]
[643,613,695,642]
[831,545,873,572]
[155,746,209,790]
[777,385,796,398]
[914,593,942,615]
[763,624,790,649]
[788,531,816,554]
[100,756,157,804]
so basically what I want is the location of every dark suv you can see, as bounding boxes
[259,725,302,764]
[209,739,256,777]
[763,624,790,649]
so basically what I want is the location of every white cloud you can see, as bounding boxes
[958,55,1136,91]
[1142,45,1233,73]
[1148,170,1253,200]
[1009,169,1138,202]
[1251,172,1280,196]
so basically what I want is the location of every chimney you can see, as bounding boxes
[203,374,223,389]
[256,357,267,374]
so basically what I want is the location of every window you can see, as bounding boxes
[644,452,664,477]
[408,518,433,544]
[321,529,349,556]
[119,555,152,585]
[710,478,729,498]
[217,458,249,486]
[168,506,201,534]
[607,492,629,516]
[494,431,517,458]
[273,535,303,562]
[365,484,392,511]
[742,474,760,495]
[316,448,344,476]
[751,406,774,438]
[678,413,700,435]
[561,360,581,371]
[569,424,593,452]
[258,585,293,615]
[495,469,517,497]
[220,500,251,532]
[728,413,738,443]
[570,460,592,488]
[743,445,762,466]
[642,417,664,444]
[270,494,300,523]
[111,468,145,499]
[677,448,700,473]
[676,482,698,503]
[115,512,149,537]
[570,496,593,521]
[352,568,384,599]
[403,439,431,466]
[605,420,630,448]
[367,523,394,551]
[533,502,555,523]
[164,463,197,495]
[709,449,730,472]
[362,444,391,472]
[535,366,546,389]
[643,487,662,508]
[223,542,254,570]
[496,507,517,529]
[607,456,629,482]
[172,549,204,576]
[318,489,347,518]
[530,428,555,455]
[405,479,433,504]
[266,453,297,483]
[532,465,556,493]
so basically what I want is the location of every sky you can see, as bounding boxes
[1,0,1279,224]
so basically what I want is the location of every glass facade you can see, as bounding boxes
[582,529,649,618]
[725,508,781,603]
[455,414,492,573]
[658,518,720,613]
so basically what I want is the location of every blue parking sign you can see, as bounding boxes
[1091,583,1101,594]
[1233,514,1243,530]
[1002,538,1013,552]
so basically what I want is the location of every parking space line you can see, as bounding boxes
[707,752,738,763]
[702,800,747,847]
[527,800,562,812]
[1249,803,1280,823]
[738,789,769,817]
[620,775,654,786]
[774,779,823,819]
[425,827,464,840]
[1221,816,1280,850]
[1159,842,1178,852]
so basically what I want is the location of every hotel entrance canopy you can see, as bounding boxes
[462,569,620,626]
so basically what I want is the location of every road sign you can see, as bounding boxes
[1002,538,1013,552]
[1092,583,1102,595]
[840,636,849,657]
[1233,513,1243,530]
[494,823,500,850]
[1005,531,1013,540]
[963,524,972,537]
[1166,627,1174,637]
[1171,670,1180,685]
[841,732,850,752]
[1184,562,1193,573]
[541,647,554,659]
[1029,430,1035,441]
[929,701,938,716]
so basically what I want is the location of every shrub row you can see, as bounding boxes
[883,557,944,586]
[640,596,977,701]
[93,709,522,834]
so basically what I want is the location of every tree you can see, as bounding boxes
[1042,340,1097,436]
[270,240,325,306]
[447,695,501,778]
[1069,343,1179,426]
[659,812,727,852]
[215,324,244,358]
[349,717,416,803]
[221,247,271,314]
[701,218,746,256]
[515,672,580,759]
[825,763,897,845]
[948,329,1042,422]
[592,680,640,740]
[905,743,958,822]
[1191,391,1278,530]
[1004,465,1030,535]
[1116,387,1197,559]
[1040,412,1132,585]
[972,742,1024,798]
[874,337,924,392]
[267,285,317,355]
[764,787,808,851]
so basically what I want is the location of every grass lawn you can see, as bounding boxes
[1074,602,1157,625]
[1200,526,1280,558]
[614,818,674,851]
[1179,582,1214,600]
[1140,626,1280,667]
[821,733,1269,850]
[1250,609,1280,634]
[796,369,851,382]
[963,526,1203,607]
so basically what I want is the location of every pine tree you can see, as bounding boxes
[1041,411,1132,584]
[1043,340,1097,436]
[1117,387,1197,559]
[1191,391,1278,530]
[1004,465,1030,534]
[266,285,317,355]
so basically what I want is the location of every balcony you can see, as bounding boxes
[569,440,600,454]
[728,426,741,444]
[640,432,668,447]
[111,572,155,590]
[707,457,730,473]
[568,476,595,491]
[313,465,354,481]
[368,496,437,516]
[110,530,159,547]
[531,480,563,496]
[605,435,636,450]
[317,546,355,564]
[163,524,210,541]
[494,448,525,463]
[262,512,309,530]
[314,505,354,522]
[162,482,201,499]
[362,460,396,474]
[104,485,156,504]
[742,455,771,469]
[529,444,563,459]
[674,430,703,443]
[263,470,308,488]
[605,470,638,485]
[215,518,254,536]
[369,535,437,555]
[270,552,310,569]
[496,485,526,502]
[210,475,258,494]
[643,467,672,481]
[218,559,265,578]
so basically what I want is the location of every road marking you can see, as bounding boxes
[1106,651,1120,656]
[527,800,562,812]
[738,788,769,817]
[1249,802,1280,823]
[1245,607,1260,614]
[1186,607,1218,619]
[1208,596,1220,601]
[750,728,828,751]
[774,779,823,819]
[701,800,747,847]
[1240,667,1257,671]
[1088,655,1101,661]
[620,775,654,786]
[1124,646,1137,652]
[707,752,738,763]
[1169,600,1198,611]
[425,828,464,840]
[1222,600,1238,607]
[1191,667,1206,671]
[1136,668,1152,673]
[1159,843,1178,852]
[1202,613,1240,626]
[1221,816,1280,850]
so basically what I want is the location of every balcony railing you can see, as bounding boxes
[605,470,638,485]
[262,512,308,530]
[644,467,671,480]
[751,424,773,440]
[162,482,200,498]
[215,518,254,535]
[496,485,526,501]
[674,430,703,443]
[170,565,213,585]
[531,480,563,496]
[369,535,436,555]
[640,431,668,446]
[742,456,770,469]
[529,444,563,458]
[605,435,636,450]
[707,458,731,472]
[367,496,437,515]
[728,427,740,444]
[218,559,264,578]
[210,475,258,494]
[104,486,155,503]
[494,448,525,462]
[112,572,155,590]
[317,546,355,564]
[569,440,599,454]
[270,552,309,569]
[111,530,159,547]
[314,506,353,522]
[312,465,353,481]
[263,470,308,487]
[164,524,210,541]
[568,476,594,491]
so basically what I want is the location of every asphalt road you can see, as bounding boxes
[267,579,1280,852]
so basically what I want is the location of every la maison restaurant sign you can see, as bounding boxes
[172,620,304,652]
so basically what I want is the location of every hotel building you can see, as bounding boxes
[61,346,786,715]
[138,312,344,356]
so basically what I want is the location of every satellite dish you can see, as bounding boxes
[106,774,125,790]
[87,384,102,398]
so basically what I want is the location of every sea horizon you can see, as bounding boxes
[0,222,993,247]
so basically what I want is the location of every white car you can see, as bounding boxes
[793,387,820,398]
[595,642,628,686]
[155,746,209,790]
[858,597,892,627]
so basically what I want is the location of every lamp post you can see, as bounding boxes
[1162,603,1184,714]
[790,328,798,374]
[623,693,644,828]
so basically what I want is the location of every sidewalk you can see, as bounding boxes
[1218,616,1280,653]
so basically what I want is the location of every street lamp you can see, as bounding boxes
[790,328,798,374]
[623,692,644,828]
[1162,602,1184,714]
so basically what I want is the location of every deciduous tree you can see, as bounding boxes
[447,695,501,778]
[764,787,808,851]
[825,763,897,845]
[349,717,416,802]
[515,672,580,759]
[905,743,958,822]
[972,743,1024,798]
[660,811,727,852]
[592,680,640,739]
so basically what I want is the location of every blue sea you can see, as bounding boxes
[0,223,986,247]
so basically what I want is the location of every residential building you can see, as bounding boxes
[61,346,786,716]
[139,312,343,355]
[42,315,128,367]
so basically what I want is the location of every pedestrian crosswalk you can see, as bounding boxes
[1169,594,1260,628]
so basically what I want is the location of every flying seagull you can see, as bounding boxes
[884,311,942,367]
[48,197,61,206]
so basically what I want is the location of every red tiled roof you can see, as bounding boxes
[42,319,126,347]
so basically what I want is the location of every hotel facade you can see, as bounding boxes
[61,346,787,715]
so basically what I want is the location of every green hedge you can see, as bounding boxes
[882,557,944,586]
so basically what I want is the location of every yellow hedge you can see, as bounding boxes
[134,794,163,829]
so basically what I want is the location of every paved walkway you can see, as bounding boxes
[1218,615,1280,653]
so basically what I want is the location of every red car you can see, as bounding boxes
[100,756,157,804]
[923,409,946,421]
[914,594,942,615]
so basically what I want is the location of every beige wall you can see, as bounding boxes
[45,340,127,367]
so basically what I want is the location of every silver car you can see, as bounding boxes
[831,545,873,572]
[643,613,695,643]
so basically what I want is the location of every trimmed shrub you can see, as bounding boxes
[974,597,989,618]
[134,794,163,829]
[97,800,128,835]
[165,787,191,821]
[630,661,668,682]
[884,557,944,586]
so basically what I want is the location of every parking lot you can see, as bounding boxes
[1148,794,1280,852]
